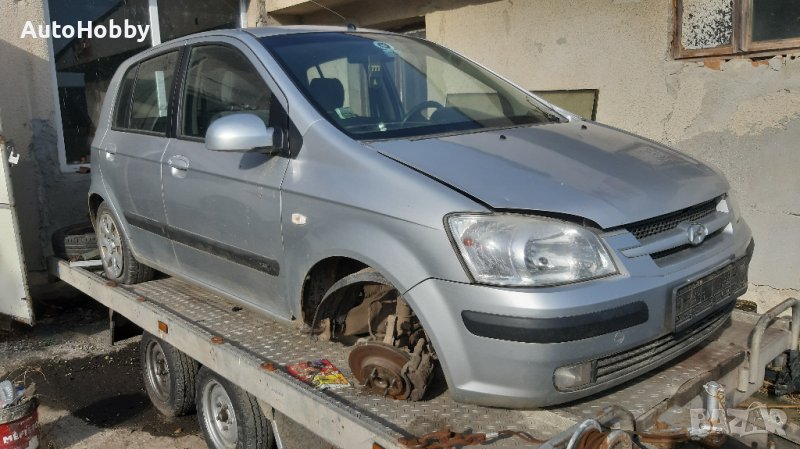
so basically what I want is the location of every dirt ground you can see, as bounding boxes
[0,286,206,449]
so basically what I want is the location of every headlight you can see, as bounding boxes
[447,214,618,287]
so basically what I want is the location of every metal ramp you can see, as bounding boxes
[50,259,786,448]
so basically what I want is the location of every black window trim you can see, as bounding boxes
[112,63,139,131]
[110,48,184,138]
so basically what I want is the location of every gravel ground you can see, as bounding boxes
[0,286,205,449]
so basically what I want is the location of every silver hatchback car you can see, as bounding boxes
[90,26,753,408]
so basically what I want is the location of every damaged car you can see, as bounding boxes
[89,25,753,408]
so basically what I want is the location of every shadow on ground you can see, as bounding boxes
[7,339,201,447]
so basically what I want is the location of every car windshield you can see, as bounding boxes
[261,32,561,140]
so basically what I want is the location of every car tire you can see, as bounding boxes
[196,367,275,449]
[95,202,154,284]
[52,222,97,261]
[140,332,198,417]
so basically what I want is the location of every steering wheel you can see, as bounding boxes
[401,100,445,125]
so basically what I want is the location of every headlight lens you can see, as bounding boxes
[447,214,618,287]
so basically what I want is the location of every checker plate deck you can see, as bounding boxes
[63,265,769,448]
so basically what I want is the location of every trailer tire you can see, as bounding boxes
[96,202,154,284]
[196,367,275,449]
[140,332,198,417]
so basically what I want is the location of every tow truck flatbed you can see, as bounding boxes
[49,258,793,448]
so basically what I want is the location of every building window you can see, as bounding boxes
[533,90,599,120]
[47,0,243,170]
[674,0,800,58]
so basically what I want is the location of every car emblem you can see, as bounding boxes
[686,222,708,245]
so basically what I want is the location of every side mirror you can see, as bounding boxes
[205,113,284,154]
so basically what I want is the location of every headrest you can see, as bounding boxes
[309,78,345,111]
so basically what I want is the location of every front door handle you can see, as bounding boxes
[167,155,190,178]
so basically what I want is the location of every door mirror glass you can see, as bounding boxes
[205,113,282,153]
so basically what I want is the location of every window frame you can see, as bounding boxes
[673,0,800,59]
[176,42,275,143]
[44,0,249,172]
[741,0,800,53]
[110,49,182,138]
[113,64,140,131]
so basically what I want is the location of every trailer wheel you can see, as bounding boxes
[140,332,198,417]
[96,201,154,284]
[196,367,275,449]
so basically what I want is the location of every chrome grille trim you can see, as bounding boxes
[625,198,720,241]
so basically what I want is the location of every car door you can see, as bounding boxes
[97,50,181,268]
[162,40,291,317]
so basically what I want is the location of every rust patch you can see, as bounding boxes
[704,60,722,70]
[210,336,224,345]
[261,362,277,372]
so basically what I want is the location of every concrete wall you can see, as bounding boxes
[0,0,90,278]
[269,0,800,309]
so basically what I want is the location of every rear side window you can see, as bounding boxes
[182,45,272,139]
[129,51,180,134]
[114,65,137,129]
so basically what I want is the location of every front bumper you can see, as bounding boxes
[404,222,754,408]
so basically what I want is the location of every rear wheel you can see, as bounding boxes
[96,202,154,284]
[140,332,198,417]
[196,367,274,449]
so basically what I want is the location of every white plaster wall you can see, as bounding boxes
[0,0,91,275]
[424,0,800,307]
[0,0,55,272]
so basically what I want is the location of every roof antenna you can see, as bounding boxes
[307,0,357,30]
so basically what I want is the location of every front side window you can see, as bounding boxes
[182,45,272,139]
[263,33,560,140]
[129,51,179,134]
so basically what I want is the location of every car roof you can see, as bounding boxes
[245,25,386,37]
[174,25,391,41]
[127,26,392,64]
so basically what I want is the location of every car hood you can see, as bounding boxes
[368,122,728,229]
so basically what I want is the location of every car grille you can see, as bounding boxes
[625,198,720,241]
[594,304,732,384]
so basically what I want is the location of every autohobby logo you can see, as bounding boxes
[20,20,150,43]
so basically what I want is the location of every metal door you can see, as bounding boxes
[162,41,291,316]
[0,137,33,324]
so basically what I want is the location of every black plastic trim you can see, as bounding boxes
[125,213,279,276]
[462,302,649,344]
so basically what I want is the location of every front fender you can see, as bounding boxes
[279,120,484,319]
[281,203,469,319]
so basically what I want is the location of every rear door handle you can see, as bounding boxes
[167,155,190,178]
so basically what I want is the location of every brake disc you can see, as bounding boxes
[349,342,412,400]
